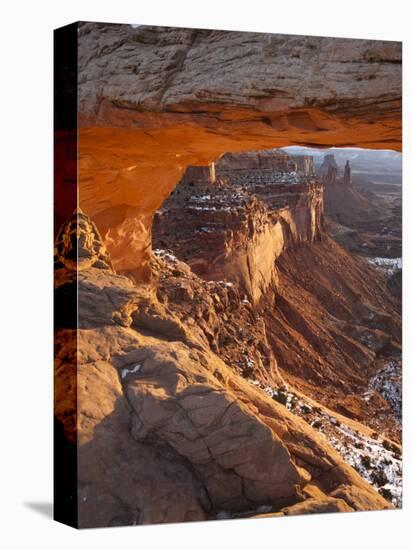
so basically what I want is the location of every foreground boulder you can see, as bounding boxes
[55,279,391,526]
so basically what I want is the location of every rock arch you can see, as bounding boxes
[75,23,401,281]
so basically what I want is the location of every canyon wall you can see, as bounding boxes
[153,151,401,442]
[215,150,315,177]
[153,157,324,303]
[291,155,315,176]
[76,23,401,280]
[55,211,396,526]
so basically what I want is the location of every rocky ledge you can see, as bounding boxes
[153,152,323,303]
[54,209,398,527]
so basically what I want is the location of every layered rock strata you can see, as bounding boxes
[76,23,401,280]
[54,211,394,527]
[153,162,323,303]
[216,150,299,173]
[215,150,315,180]
[291,154,315,176]
[153,150,401,442]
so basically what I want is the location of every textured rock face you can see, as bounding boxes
[262,237,401,433]
[54,208,113,271]
[151,251,281,383]
[156,193,281,303]
[291,154,315,176]
[152,239,401,441]
[78,24,401,140]
[319,154,339,185]
[215,150,315,178]
[76,22,401,280]
[54,210,395,526]
[152,151,401,439]
[182,164,217,185]
[153,153,324,302]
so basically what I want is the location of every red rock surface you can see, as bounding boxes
[54,215,395,526]
[76,23,401,280]
[53,24,403,527]
[153,155,324,302]
[152,150,401,441]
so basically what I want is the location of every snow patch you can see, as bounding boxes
[367,257,402,275]
[120,363,143,379]
[365,360,402,423]
[247,378,402,507]
[153,249,178,263]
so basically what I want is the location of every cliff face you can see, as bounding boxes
[153,155,324,303]
[55,210,396,527]
[319,154,339,185]
[291,155,315,176]
[152,151,401,444]
[76,23,401,280]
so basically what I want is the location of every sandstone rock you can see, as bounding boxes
[153,153,324,303]
[74,23,401,278]
[216,150,298,173]
[79,24,401,146]
[152,252,281,383]
[152,153,400,438]
[260,236,401,438]
[302,483,328,500]
[124,344,304,510]
[330,484,393,512]
[76,327,209,527]
[54,208,113,271]
[55,248,393,526]
[280,497,354,515]
[291,154,315,177]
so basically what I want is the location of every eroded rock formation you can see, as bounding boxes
[54,210,395,527]
[291,154,315,176]
[54,208,113,271]
[343,160,352,187]
[76,23,401,280]
[152,150,401,443]
[319,154,339,186]
[216,150,299,173]
[54,24,403,527]
[321,154,402,260]
[154,150,323,302]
